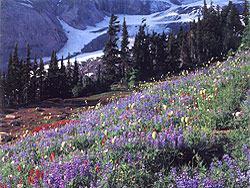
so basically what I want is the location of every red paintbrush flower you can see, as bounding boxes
[30,168,34,175]
[96,166,100,172]
[35,169,40,180]
[18,164,21,171]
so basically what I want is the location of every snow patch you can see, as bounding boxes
[19,2,33,8]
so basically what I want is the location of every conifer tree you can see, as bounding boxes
[166,31,179,74]
[72,59,80,87]
[156,32,168,76]
[23,43,32,103]
[6,53,14,105]
[37,57,46,101]
[132,20,152,81]
[30,54,38,102]
[46,51,60,98]
[17,57,24,104]
[101,13,120,87]
[1,74,7,107]
[12,43,20,104]
[0,68,3,107]
[59,56,68,98]
[66,54,73,97]
[180,36,191,69]
[120,17,130,84]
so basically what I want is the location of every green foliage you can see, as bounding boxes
[128,68,138,90]
[72,85,84,97]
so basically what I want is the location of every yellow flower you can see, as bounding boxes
[152,131,157,140]
[112,136,117,144]
[162,105,167,111]
[185,117,189,123]
[104,130,108,136]
[61,141,66,148]
[181,117,185,123]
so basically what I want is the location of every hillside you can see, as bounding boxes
[0,50,249,187]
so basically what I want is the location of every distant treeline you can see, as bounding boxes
[0,46,104,107]
[0,0,249,107]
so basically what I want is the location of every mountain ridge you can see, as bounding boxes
[0,0,244,70]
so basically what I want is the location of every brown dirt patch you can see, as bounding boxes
[0,91,132,144]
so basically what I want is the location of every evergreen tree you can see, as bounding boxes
[37,57,46,101]
[22,43,32,104]
[66,54,73,97]
[12,43,20,105]
[59,56,68,98]
[120,17,130,84]
[132,20,152,81]
[166,31,179,74]
[17,57,24,104]
[1,74,7,107]
[72,59,80,87]
[180,35,191,69]
[6,53,14,105]
[46,51,60,98]
[30,54,38,102]
[0,68,3,107]
[239,19,250,51]
[156,32,168,76]
[221,1,243,54]
[101,13,120,87]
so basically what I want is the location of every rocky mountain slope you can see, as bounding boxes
[0,0,244,70]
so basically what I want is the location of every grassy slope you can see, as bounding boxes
[0,51,250,187]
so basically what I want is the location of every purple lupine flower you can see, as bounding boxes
[177,134,184,149]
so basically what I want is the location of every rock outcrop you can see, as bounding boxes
[0,0,67,70]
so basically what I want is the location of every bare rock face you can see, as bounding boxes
[0,0,194,70]
[56,0,106,30]
[0,0,67,70]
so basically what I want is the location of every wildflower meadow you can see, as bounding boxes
[1,51,250,187]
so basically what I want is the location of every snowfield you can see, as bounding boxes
[43,0,243,63]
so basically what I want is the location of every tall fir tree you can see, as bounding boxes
[37,57,46,101]
[66,54,73,97]
[180,35,191,69]
[30,54,38,102]
[132,20,152,81]
[156,32,168,77]
[17,57,24,104]
[23,43,32,104]
[72,59,80,87]
[0,68,3,107]
[120,17,130,84]
[59,56,68,98]
[6,53,14,105]
[166,30,179,74]
[46,51,60,98]
[12,43,20,105]
[101,13,120,87]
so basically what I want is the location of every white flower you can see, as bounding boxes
[235,112,241,118]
